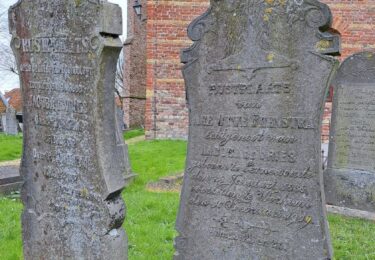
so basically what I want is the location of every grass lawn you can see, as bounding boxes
[124,128,145,140]
[0,134,23,162]
[0,136,374,259]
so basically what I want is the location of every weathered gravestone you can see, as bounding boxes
[5,107,18,135]
[325,52,375,213]
[175,1,340,259]
[0,113,6,133]
[115,106,136,184]
[9,1,128,258]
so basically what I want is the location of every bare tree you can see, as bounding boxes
[0,3,17,76]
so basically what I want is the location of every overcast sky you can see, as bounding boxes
[0,0,127,93]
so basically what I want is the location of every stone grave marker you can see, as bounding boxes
[9,1,128,258]
[325,52,375,213]
[115,105,136,184]
[175,1,340,259]
[0,113,6,133]
[5,107,18,135]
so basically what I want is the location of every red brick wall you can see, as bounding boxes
[124,0,147,129]
[141,0,375,140]
[323,0,375,59]
[0,100,6,114]
[144,0,209,139]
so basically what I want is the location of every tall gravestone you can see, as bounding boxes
[175,1,340,259]
[5,107,18,135]
[325,52,375,212]
[9,1,128,258]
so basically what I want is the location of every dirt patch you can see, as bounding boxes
[0,159,21,167]
[126,135,145,144]
[146,173,184,193]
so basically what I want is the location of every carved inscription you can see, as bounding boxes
[208,82,291,95]
[334,84,375,171]
[176,0,337,258]
[325,52,375,214]
[191,114,315,129]
[14,36,100,53]
[20,62,93,76]
[10,1,127,258]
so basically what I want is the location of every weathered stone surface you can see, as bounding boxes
[325,52,375,213]
[326,205,375,221]
[175,1,340,259]
[0,114,6,133]
[9,1,128,258]
[5,107,18,135]
[0,165,22,195]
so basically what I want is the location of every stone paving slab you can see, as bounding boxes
[0,165,20,180]
[327,205,375,221]
[0,164,22,194]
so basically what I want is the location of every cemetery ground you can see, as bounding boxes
[0,132,374,259]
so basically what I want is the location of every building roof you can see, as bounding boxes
[0,92,8,113]
[4,88,22,113]
[115,96,122,108]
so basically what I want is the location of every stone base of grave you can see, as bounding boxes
[326,205,375,221]
[324,168,375,213]
[124,173,137,187]
[0,165,22,195]
[146,173,183,192]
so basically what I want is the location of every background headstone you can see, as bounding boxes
[115,106,136,184]
[325,52,375,213]
[9,1,128,258]
[175,1,340,259]
[0,114,6,133]
[5,107,18,135]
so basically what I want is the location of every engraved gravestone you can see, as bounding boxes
[175,0,340,259]
[9,1,128,258]
[325,52,375,212]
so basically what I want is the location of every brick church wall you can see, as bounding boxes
[144,0,209,139]
[124,0,148,129]
[126,0,375,139]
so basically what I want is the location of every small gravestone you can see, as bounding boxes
[5,107,18,135]
[175,1,340,259]
[325,52,375,213]
[9,1,128,258]
[0,114,6,132]
[116,106,125,132]
[115,105,136,184]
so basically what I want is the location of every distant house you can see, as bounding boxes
[0,93,8,132]
[0,88,22,134]
[4,88,23,124]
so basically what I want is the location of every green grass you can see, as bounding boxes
[329,214,375,259]
[126,140,187,191]
[0,134,23,162]
[0,138,374,259]
[0,198,23,260]
[124,128,145,140]
[124,139,186,259]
